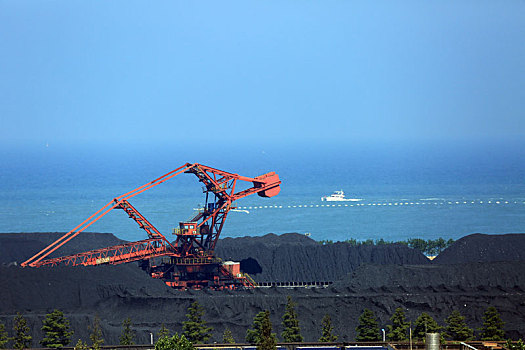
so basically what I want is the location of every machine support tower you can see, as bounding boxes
[21,163,281,290]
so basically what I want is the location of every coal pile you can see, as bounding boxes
[0,263,174,345]
[215,233,430,282]
[0,232,125,265]
[1,232,525,346]
[330,261,525,339]
[336,262,525,293]
[2,232,431,282]
[433,233,525,264]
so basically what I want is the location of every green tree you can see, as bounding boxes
[479,306,505,341]
[345,238,358,246]
[319,314,337,342]
[222,328,235,344]
[506,339,525,350]
[257,311,277,350]
[0,322,9,349]
[281,296,303,342]
[155,334,194,350]
[182,301,212,343]
[158,324,170,339]
[444,310,473,341]
[356,309,381,341]
[40,309,73,348]
[119,317,135,345]
[413,313,441,340]
[408,238,428,253]
[246,311,266,344]
[375,238,393,245]
[387,308,409,341]
[12,313,32,350]
[0,323,9,349]
[88,315,104,350]
[435,238,447,254]
[73,339,88,350]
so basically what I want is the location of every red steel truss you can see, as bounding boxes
[21,163,280,290]
[35,239,171,267]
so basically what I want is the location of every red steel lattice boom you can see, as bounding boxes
[21,163,281,290]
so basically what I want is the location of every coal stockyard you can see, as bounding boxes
[1,232,525,345]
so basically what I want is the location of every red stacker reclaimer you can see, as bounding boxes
[21,163,281,290]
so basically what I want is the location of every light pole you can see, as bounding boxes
[409,324,413,350]
[382,328,386,342]
[150,333,154,345]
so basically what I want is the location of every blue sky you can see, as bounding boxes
[1,0,524,151]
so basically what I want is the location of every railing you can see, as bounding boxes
[12,340,511,350]
[256,281,333,288]
[460,342,479,350]
[459,341,509,350]
[243,273,259,287]
[371,341,509,350]
[387,342,425,350]
[174,257,222,265]
[173,227,200,235]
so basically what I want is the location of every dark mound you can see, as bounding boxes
[216,233,429,282]
[1,232,429,283]
[336,261,525,292]
[0,264,171,314]
[0,264,173,345]
[434,233,525,264]
[0,232,125,265]
[329,262,525,339]
[2,261,525,344]
[2,232,525,345]
[220,232,319,247]
[1,232,430,282]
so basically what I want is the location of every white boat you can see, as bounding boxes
[321,190,362,202]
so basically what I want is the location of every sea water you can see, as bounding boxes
[1,141,524,243]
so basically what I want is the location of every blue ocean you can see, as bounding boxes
[1,140,524,244]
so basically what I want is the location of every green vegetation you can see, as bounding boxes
[222,328,235,344]
[155,334,194,350]
[319,314,338,342]
[281,296,303,342]
[479,306,505,340]
[40,309,73,348]
[257,311,277,350]
[119,317,135,345]
[387,308,409,341]
[3,302,510,346]
[88,315,104,350]
[406,237,455,256]
[506,339,525,350]
[413,312,441,340]
[355,309,380,341]
[246,311,267,344]
[12,313,32,350]
[182,301,212,343]
[319,237,455,256]
[73,339,88,350]
[246,310,277,348]
[0,322,9,349]
[158,324,171,339]
[444,310,474,341]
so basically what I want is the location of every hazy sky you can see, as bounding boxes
[1,1,524,150]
